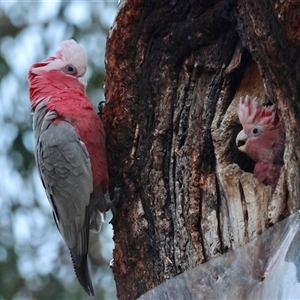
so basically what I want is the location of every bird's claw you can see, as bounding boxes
[108,187,121,224]
[98,101,106,119]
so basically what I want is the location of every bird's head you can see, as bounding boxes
[28,40,88,110]
[236,95,280,162]
[29,39,88,79]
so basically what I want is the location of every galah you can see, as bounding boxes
[28,40,117,296]
[236,95,284,187]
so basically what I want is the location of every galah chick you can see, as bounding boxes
[28,40,117,296]
[236,95,284,187]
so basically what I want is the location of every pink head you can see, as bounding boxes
[238,95,278,131]
[28,40,88,110]
[236,95,282,162]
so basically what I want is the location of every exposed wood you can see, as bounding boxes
[103,1,300,299]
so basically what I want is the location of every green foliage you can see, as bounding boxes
[9,129,35,177]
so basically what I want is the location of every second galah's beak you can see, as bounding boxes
[236,129,247,152]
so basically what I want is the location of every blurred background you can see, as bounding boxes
[0,1,118,299]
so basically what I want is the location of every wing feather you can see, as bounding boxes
[33,105,95,295]
[36,120,93,249]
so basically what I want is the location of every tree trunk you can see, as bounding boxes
[103,1,300,299]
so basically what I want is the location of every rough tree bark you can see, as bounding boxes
[103,1,300,299]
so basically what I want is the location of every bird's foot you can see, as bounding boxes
[106,186,121,224]
[98,101,106,119]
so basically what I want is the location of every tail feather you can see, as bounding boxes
[70,248,94,297]
[70,208,94,297]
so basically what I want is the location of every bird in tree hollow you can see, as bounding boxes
[236,95,285,187]
[28,39,118,296]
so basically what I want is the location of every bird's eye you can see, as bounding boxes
[63,64,77,76]
[252,127,259,134]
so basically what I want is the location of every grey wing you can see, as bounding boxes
[36,120,93,249]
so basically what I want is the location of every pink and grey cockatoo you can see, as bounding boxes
[236,95,284,187]
[28,40,117,296]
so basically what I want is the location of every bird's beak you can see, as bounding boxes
[236,129,247,152]
[78,76,87,90]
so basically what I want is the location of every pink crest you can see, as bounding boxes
[238,95,278,129]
